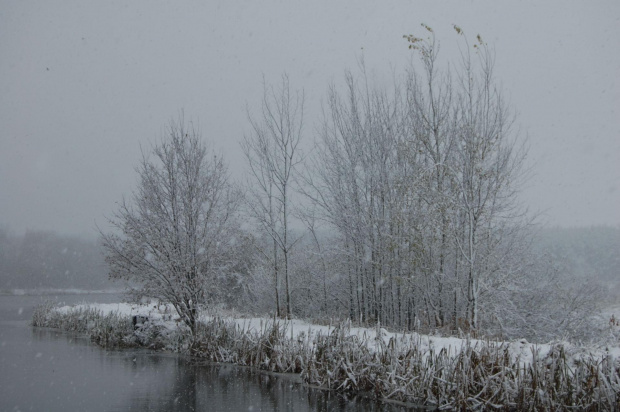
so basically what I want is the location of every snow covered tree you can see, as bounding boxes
[296,27,532,333]
[304,69,409,325]
[450,33,527,330]
[241,75,304,319]
[404,29,458,329]
[101,117,240,336]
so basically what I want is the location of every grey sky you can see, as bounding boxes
[1,1,618,237]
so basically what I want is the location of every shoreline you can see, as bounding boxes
[32,300,620,410]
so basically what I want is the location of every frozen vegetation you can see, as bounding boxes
[33,301,620,410]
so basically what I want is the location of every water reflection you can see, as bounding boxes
[122,358,417,412]
[3,295,419,411]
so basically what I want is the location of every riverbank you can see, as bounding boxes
[3,294,365,412]
[33,301,620,410]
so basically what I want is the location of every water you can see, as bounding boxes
[0,294,416,411]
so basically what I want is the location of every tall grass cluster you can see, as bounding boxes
[32,301,133,346]
[33,303,619,410]
[31,301,183,349]
[303,323,619,410]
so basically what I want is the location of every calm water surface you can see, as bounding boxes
[0,294,417,411]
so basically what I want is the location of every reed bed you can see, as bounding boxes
[303,322,619,410]
[33,304,619,410]
[31,301,169,348]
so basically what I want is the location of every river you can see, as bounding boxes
[0,293,417,411]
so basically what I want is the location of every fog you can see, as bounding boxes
[1,1,618,237]
[2,6,620,408]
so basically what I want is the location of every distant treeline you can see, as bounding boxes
[0,225,616,307]
[536,226,620,291]
[0,229,115,290]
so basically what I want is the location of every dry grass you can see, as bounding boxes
[33,305,620,410]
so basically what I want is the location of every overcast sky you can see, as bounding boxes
[1,1,618,237]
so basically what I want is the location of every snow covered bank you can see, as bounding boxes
[34,301,620,410]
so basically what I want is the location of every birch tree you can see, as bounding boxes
[303,69,409,325]
[452,33,527,330]
[101,117,240,336]
[405,26,458,328]
[295,27,530,332]
[242,75,304,319]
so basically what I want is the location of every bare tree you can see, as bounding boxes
[241,74,304,319]
[452,33,527,330]
[405,27,458,329]
[302,68,410,326]
[290,27,530,333]
[100,117,240,336]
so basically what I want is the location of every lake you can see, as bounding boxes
[0,293,417,411]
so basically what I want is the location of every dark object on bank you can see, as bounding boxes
[132,315,149,329]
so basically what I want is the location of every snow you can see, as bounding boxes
[52,301,620,368]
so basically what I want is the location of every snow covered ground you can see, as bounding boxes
[38,301,620,408]
[54,301,620,370]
